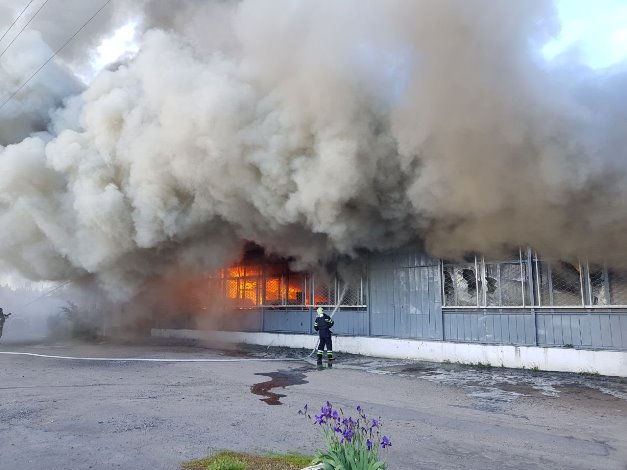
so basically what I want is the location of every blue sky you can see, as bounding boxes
[544,0,627,68]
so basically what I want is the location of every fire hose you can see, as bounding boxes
[0,286,348,363]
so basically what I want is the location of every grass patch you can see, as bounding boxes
[182,451,314,470]
[579,370,601,377]
[474,362,492,369]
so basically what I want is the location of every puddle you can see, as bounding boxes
[250,368,308,405]
[240,344,627,411]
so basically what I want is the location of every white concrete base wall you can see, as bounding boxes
[151,329,627,377]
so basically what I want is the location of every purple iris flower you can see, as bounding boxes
[367,439,373,451]
[381,436,391,448]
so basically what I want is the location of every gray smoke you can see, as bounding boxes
[1,0,626,300]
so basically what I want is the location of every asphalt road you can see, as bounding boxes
[0,340,626,470]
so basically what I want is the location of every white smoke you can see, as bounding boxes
[1,0,627,300]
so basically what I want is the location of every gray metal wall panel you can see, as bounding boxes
[447,313,455,340]
[563,316,574,345]
[262,310,310,333]
[511,316,520,343]
[525,315,536,345]
[536,315,545,345]
[370,267,393,336]
[477,315,486,343]
[620,316,627,348]
[580,315,591,346]
[369,247,442,339]
[610,316,622,348]
[331,310,368,336]
[600,315,612,347]
[443,312,538,345]
[226,311,262,332]
[262,309,371,336]
[493,315,503,343]
[534,313,627,349]
[485,315,495,342]
[499,315,509,343]
[516,316,526,344]
[589,314,602,347]
[472,315,479,342]
[571,316,582,345]
[545,315,556,344]
[467,314,473,341]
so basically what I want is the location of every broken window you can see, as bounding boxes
[443,252,531,307]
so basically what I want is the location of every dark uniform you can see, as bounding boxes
[0,308,11,340]
[314,310,334,365]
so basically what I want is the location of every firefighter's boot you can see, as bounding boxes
[327,352,334,368]
[316,352,323,369]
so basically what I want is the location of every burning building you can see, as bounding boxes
[0,1,626,372]
[154,243,627,364]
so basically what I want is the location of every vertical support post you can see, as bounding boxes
[496,262,502,306]
[453,264,460,306]
[474,256,481,307]
[526,248,535,306]
[526,248,538,345]
[261,265,266,332]
[579,258,587,306]
[480,256,487,307]
[603,264,611,305]
[308,274,314,334]
[439,260,445,341]
[548,262,555,306]
[367,255,372,337]
[360,275,364,306]
[440,260,446,308]
[535,255,542,307]
[519,248,526,308]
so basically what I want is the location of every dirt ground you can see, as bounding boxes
[0,339,626,470]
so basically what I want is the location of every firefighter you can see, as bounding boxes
[313,306,334,367]
[0,308,12,340]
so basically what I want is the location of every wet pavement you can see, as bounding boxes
[250,368,309,405]
[1,340,626,469]
[244,344,627,414]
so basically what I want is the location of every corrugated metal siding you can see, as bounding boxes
[262,309,369,336]
[370,267,395,336]
[369,249,443,339]
[262,309,310,334]
[443,311,536,345]
[536,312,627,348]
[330,310,369,336]
[441,310,627,349]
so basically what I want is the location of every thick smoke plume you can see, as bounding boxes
[1,0,627,300]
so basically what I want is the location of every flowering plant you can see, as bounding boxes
[299,402,391,470]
